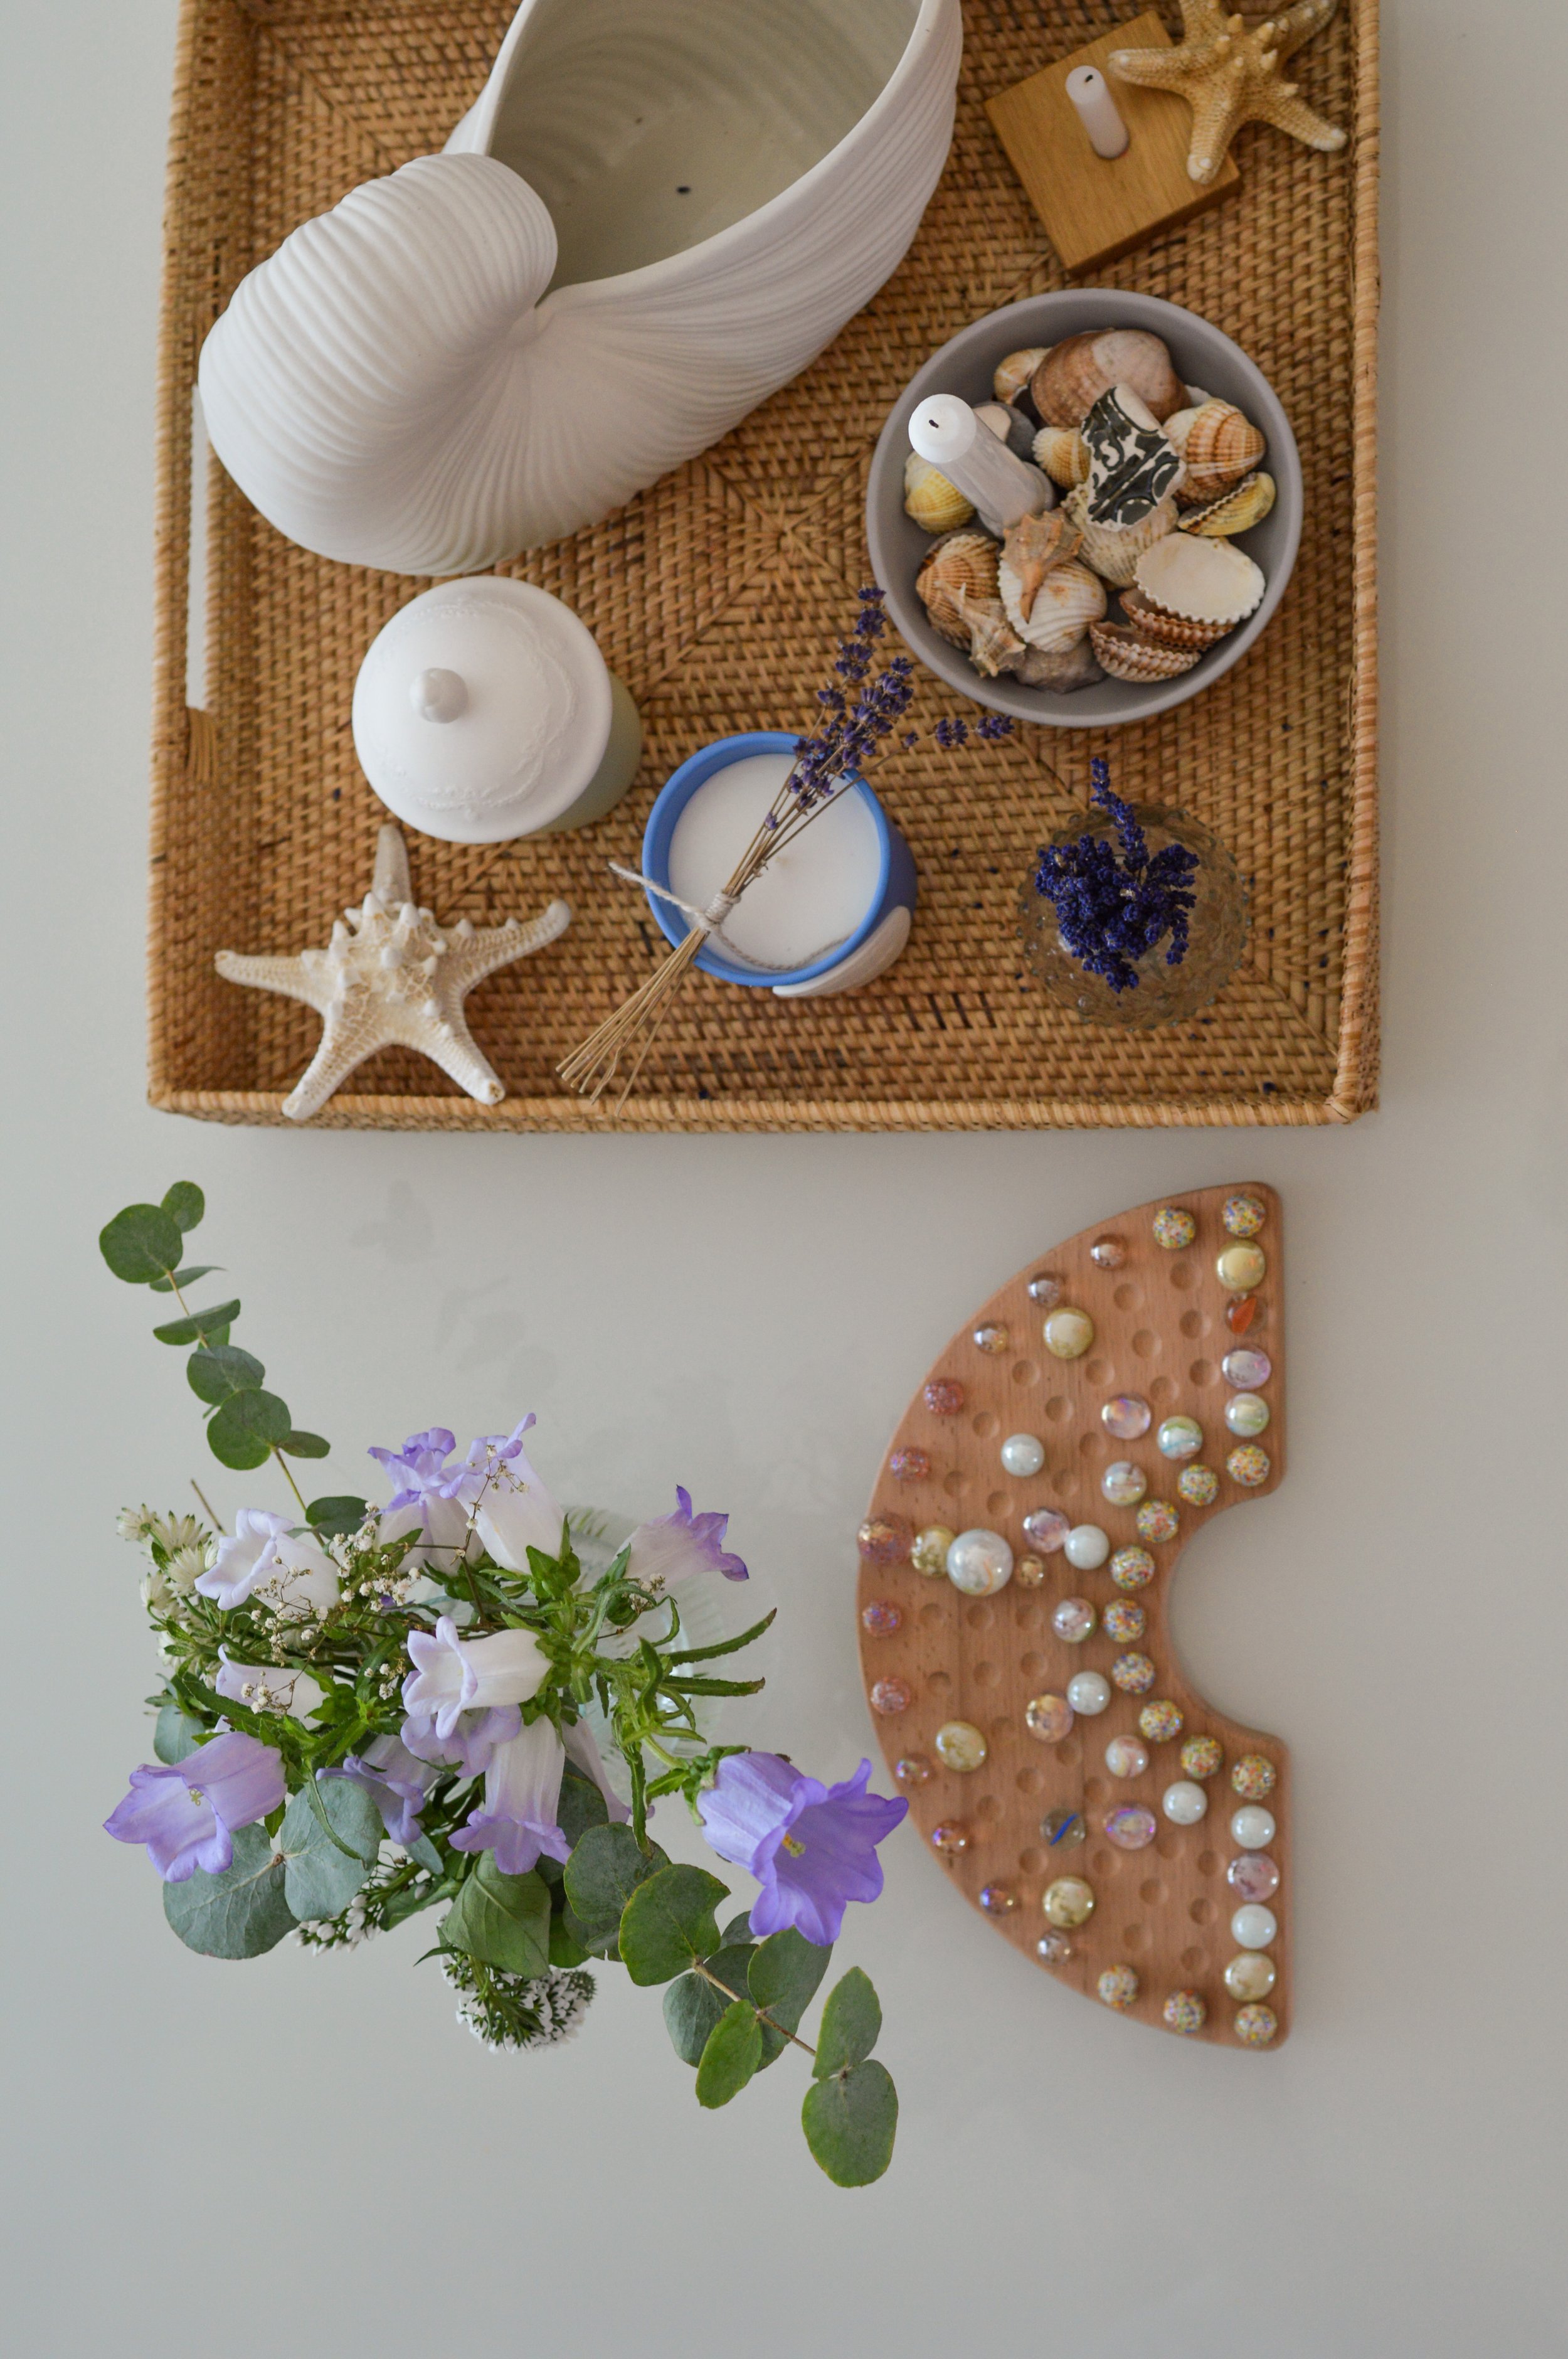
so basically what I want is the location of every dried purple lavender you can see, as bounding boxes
[1033,759,1199,994]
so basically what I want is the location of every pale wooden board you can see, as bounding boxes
[985,11,1241,275]
[856,1183,1288,2048]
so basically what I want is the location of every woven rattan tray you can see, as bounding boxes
[149,0,1379,1132]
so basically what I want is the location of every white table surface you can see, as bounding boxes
[3,3,1565,2350]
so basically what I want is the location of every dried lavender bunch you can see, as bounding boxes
[1033,759,1199,994]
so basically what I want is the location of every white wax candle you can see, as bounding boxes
[1066,66,1129,160]
[667,753,881,972]
[908,393,1052,535]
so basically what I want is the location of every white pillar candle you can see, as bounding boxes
[908,393,1052,535]
[1066,65,1130,160]
[666,752,882,972]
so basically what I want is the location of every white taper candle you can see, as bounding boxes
[1065,66,1129,160]
[907,394,1052,535]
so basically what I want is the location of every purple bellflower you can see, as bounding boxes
[450,1715,571,1877]
[321,1734,434,1847]
[563,1718,632,1825]
[196,1508,339,1617]
[401,1703,522,1779]
[469,1420,568,1572]
[104,1731,285,1882]
[697,1752,907,1946]
[627,1488,748,1588]
[402,1615,549,1742]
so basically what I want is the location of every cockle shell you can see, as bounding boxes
[1120,587,1236,651]
[993,346,1051,407]
[999,554,1106,654]
[1031,329,1186,429]
[1064,482,1177,589]
[916,527,1001,647]
[1178,400,1267,501]
[1016,636,1104,691]
[1135,532,1266,627]
[997,508,1083,620]
[1032,425,1091,487]
[1088,620,1202,681]
[1161,405,1204,458]
[1179,471,1276,536]
[904,451,975,533]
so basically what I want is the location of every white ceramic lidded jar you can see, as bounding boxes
[351,579,642,842]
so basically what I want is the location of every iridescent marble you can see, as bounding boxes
[1161,1779,1208,1825]
[1221,1348,1272,1390]
[1224,1951,1277,2000]
[1231,1754,1277,1801]
[924,1377,965,1417]
[934,1720,988,1773]
[1024,1693,1074,1743]
[857,1513,911,1563]
[1227,1852,1280,1902]
[1067,1671,1111,1715]
[869,1678,911,1715]
[1042,1875,1095,1928]
[1027,1273,1063,1309]
[1163,1989,1207,2035]
[1101,1459,1148,1506]
[889,1445,930,1481]
[1216,1242,1266,1292]
[1103,1600,1147,1644]
[1104,1805,1157,1851]
[1111,1651,1156,1694]
[1224,1393,1270,1438]
[1015,1555,1047,1587]
[861,1599,901,1637]
[931,1821,969,1855]
[973,1321,1010,1355]
[893,1753,931,1786]
[1178,1464,1219,1506]
[1042,1806,1086,1848]
[946,1528,1014,1595]
[1064,1523,1111,1570]
[911,1523,956,1577]
[1152,1206,1197,1251]
[1090,1236,1126,1269]
[1136,1500,1180,1544]
[1037,1931,1074,1964]
[1180,1735,1224,1781]
[1022,1508,1071,1553]
[1157,1415,1203,1461]
[980,1883,1017,1915]
[1043,1307,1095,1360]
[1231,1903,1278,1949]
[1233,2002,1278,2047]
[1052,1596,1097,1644]
[1000,1432,1047,1478]
[1138,1698,1184,1744]
[1111,1545,1157,1592]
[1098,1964,1140,2011]
[1221,1193,1266,1238]
[1103,1393,1153,1440]
[1231,1805,1276,1850]
[1226,1444,1271,1488]
[1105,1735,1149,1779]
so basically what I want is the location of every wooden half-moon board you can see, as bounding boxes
[856,1184,1287,2049]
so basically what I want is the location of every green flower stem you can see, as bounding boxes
[159,1261,310,1521]
[692,1959,817,2061]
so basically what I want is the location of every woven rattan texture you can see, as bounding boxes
[149,0,1379,1131]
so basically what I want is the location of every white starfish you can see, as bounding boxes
[216,826,570,1120]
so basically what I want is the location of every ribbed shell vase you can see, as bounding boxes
[197,0,961,575]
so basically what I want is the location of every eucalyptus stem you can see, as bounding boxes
[692,1961,817,2060]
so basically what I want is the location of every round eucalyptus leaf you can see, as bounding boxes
[99,1204,183,1285]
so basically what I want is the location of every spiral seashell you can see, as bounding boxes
[999,554,1106,654]
[997,508,1083,620]
[993,346,1051,407]
[1178,471,1276,537]
[1016,636,1105,691]
[1177,400,1267,501]
[1030,329,1186,429]
[1120,587,1236,651]
[1064,482,1177,589]
[916,528,1002,646]
[1135,533,1266,627]
[958,592,1026,678]
[904,451,975,533]
[1032,425,1092,488]
[1088,620,1202,681]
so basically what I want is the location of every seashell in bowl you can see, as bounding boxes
[1089,620,1202,681]
[1178,400,1267,501]
[993,346,1050,408]
[904,452,975,533]
[1064,482,1177,589]
[959,592,1026,677]
[1135,533,1266,627]
[1016,637,1104,691]
[999,554,1106,654]
[1179,471,1276,537]
[1032,425,1091,487]
[916,526,1001,645]
[1081,386,1184,525]
[975,400,1039,459]
[1031,329,1186,429]
[1120,587,1236,651]
[997,508,1083,617]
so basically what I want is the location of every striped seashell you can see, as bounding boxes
[999,554,1106,654]
[904,452,975,533]
[1177,400,1267,502]
[1135,533,1266,627]
[916,527,1001,647]
[1178,471,1277,537]
[1120,587,1236,651]
[1089,620,1202,681]
[1064,483,1177,590]
[1032,425,1092,488]
[993,346,1051,406]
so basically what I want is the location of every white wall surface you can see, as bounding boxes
[3,3,1565,2351]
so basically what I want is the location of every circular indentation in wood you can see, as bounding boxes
[1020,1651,1045,1676]
[1155,1833,1179,1858]
[1148,1377,1175,1405]
[928,1668,951,1690]
[1169,1262,1195,1291]
[1181,1945,1205,1971]
[1050,1470,1078,1498]
[1012,1359,1040,1388]
[1015,1606,1044,1632]
[1019,1846,1046,1873]
[965,1602,994,1629]
[973,1661,999,1688]
[1189,1359,1215,1387]
[975,1794,999,1821]
[1123,1923,1145,1950]
[1180,1309,1209,1339]
[1083,1777,1106,1803]
[989,1716,1012,1739]
[986,1489,1009,1517]
[1189,1897,1215,1925]
[1091,1850,1111,1875]
[1086,1357,1111,1385]
[919,1603,945,1627]
[1054,1740,1081,1767]
[1113,1282,1142,1311]
[1078,1429,1107,1459]
[1016,1766,1044,1794]
[972,1409,999,1437]
[942,1468,968,1497]
[1044,1395,1071,1423]
[1197,1850,1220,1877]
[1131,1329,1158,1359]
[1139,1879,1165,1905]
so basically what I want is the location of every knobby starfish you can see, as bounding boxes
[1109,0,1347,186]
[216,825,571,1119]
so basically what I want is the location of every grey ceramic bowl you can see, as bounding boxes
[866,290,1301,728]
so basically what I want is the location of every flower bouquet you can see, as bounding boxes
[100,1185,906,2185]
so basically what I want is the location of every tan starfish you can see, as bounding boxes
[216,824,570,1119]
[1109,0,1347,186]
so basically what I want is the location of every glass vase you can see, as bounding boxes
[1017,801,1248,1030]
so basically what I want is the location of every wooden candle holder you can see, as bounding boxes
[985,11,1241,275]
[856,1184,1288,2048]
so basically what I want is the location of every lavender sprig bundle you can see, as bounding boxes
[1033,757,1199,994]
[100,1185,907,2186]
[559,587,1012,1105]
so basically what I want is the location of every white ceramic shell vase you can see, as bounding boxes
[198,0,961,575]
